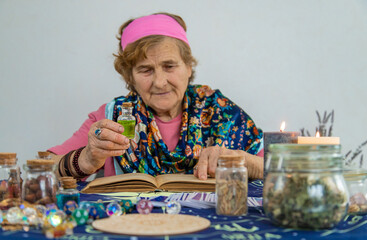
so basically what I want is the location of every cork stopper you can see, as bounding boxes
[27,159,55,170]
[38,151,51,159]
[122,102,133,108]
[27,159,55,166]
[60,177,77,189]
[0,152,17,165]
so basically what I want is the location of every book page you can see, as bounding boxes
[155,174,216,189]
[84,172,158,188]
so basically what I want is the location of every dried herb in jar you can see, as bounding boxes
[216,177,248,215]
[264,173,348,229]
[216,155,248,216]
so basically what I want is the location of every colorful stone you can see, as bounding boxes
[93,202,107,219]
[118,199,134,213]
[46,203,58,210]
[35,204,47,216]
[0,209,3,223]
[79,201,92,210]
[6,207,24,224]
[47,210,66,227]
[106,202,123,216]
[63,200,78,215]
[166,201,181,214]
[23,207,39,225]
[87,205,99,219]
[136,199,153,215]
[66,215,77,227]
[71,209,89,225]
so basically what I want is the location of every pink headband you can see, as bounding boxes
[121,14,190,50]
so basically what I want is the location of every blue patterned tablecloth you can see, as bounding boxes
[1,180,367,240]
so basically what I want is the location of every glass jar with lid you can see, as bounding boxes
[216,155,248,216]
[343,169,367,215]
[0,152,21,209]
[22,159,58,205]
[263,144,348,229]
[56,176,80,210]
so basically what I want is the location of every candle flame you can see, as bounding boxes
[316,131,320,137]
[280,121,286,132]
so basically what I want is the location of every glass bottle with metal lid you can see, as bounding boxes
[263,144,348,229]
[216,155,248,216]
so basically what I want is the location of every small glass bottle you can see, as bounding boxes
[263,144,348,229]
[343,169,367,215]
[117,102,136,139]
[22,159,58,205]
[0,152,21,209]
[56,177,80,210]
[216,155,248,216]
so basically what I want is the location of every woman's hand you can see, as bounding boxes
[193,146,264,180]
[193,146,238,180]
[79,119,130,174]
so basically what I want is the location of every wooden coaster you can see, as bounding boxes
[92,213,210,236]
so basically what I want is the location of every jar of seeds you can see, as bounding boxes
[22,159,58,205]
[263,144,348,229]
[0,153,21,209]
[216,155,248,216]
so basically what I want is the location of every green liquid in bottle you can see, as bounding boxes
[118,120,135,139]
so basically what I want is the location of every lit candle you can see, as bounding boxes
[297,131,340,145]
[263,122,300,178]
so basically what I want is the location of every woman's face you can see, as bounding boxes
[132,38,192,119]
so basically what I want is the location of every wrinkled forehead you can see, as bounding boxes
[134,37,183,66]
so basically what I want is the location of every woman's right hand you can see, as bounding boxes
[80,119,130,174]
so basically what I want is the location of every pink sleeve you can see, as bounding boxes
[256,148,264,157]
[48,104,107,155]
[48,103,116,177]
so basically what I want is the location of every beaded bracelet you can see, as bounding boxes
[59,151,73,177]
[72,147,89,177]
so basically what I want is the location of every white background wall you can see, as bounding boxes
[1,0,367,168]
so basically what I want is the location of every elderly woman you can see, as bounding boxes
[49,12,264,181]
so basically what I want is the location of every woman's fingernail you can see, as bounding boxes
[119,126,124,133]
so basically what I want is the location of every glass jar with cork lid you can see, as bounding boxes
[215,155,248,216]
[37,151,52,160]
[22,159,58,205]
[263,144,348,229]
[0,152,22,209]
[56,176,80,210]
[117,102,136,139]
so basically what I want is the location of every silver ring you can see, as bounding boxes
[193,166,198,171]
[95,128,102,139]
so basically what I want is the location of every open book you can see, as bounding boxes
[81,173,216,193]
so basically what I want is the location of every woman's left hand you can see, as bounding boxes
[193,146,240,180]
[193,146,264,180]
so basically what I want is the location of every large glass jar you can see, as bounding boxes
[0,153,21,209]
[263,144,348,229]
[22,159,58,205]
[343,169,367,215]
[216,155,248,216]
